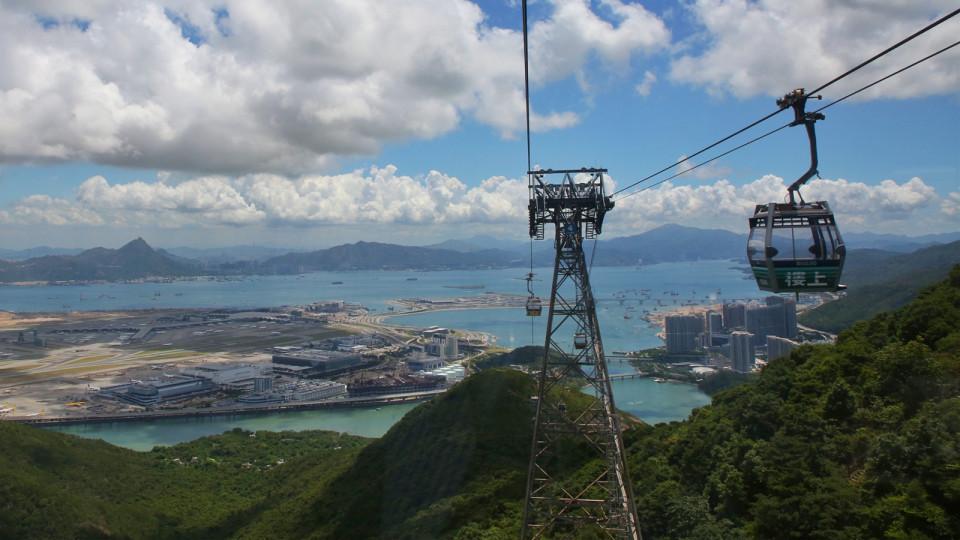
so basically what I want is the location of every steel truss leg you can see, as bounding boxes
[521,231,641,540]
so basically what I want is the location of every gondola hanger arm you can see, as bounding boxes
[777,89,824,205]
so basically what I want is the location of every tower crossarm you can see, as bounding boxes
[528,168,615,239]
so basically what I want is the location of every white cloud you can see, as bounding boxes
[529,0,670,90]
[0,194,105,226]
[671,0,960,99]
[0,0,673,175]
[942,191,960,217]
[76,175,265,225]
[605,174,955,236]
[5,170,953,241]
[1,167,529,232]
[635,70,656,97]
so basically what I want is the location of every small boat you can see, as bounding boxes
[654,378,666,383]
[332,281,343,285]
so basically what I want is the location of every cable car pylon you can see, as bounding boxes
[521,168,641,539]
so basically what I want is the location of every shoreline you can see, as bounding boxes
[2,288,769,423]
[8,390,443,427]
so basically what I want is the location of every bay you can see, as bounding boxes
[46,403,419,452]
[3,261,760,449]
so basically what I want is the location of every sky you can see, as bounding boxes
[0,0,957,251]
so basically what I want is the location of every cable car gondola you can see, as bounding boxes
[526,296,542,317]
[573,331,587,349]
[524,272,542,316]
[748,89,846,294]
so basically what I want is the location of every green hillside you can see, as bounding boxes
[628,265,960,538]
[799,241,960,333]
[2,267,958,538]
[0,425,369,539]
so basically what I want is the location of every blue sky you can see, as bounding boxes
[0,0,957,250]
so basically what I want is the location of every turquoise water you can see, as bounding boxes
[48,403,420,451]
[612,378,710,425]
[11,261,752,449]
[384,262,762,353]
[48,380,710,451]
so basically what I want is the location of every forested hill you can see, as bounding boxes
[626,264,960,538]
[799,240,960,332]
[262,240,523,271]
[1,268,958,538]
[0,238,201,283]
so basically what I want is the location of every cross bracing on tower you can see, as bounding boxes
[521,168,640,540]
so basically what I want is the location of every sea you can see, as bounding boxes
[2,260,766,451]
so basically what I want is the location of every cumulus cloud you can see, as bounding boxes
[635,70,657,97]
[942,191,960,217]
[671,0,960,99]
[0,194,105,226]
[0,0,672,175]
[76,175,265,225]
[1,167,529,232]
[604,174,955,236]
[4,170,954,240]
[528,0,670,89]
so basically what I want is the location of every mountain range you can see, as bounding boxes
[261,241,523,272]
[0,238,201,283]
[2,225,959,283]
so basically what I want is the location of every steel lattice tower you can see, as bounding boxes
[521,169,641,539]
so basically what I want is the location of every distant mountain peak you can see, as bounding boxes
[118,237,154,255]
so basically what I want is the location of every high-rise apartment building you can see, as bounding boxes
[722,302,746,330]
[665,314,703,353]
[746,299,797,345]
[731,331,755,372]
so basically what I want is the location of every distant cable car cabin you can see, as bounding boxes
[524,272,542,316]
[573,332,587,349]
[526,296,542,317]
[748,89,846,294]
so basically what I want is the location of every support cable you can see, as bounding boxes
[522,0,532,174]
[812,38,960,116]
[808,7,960,96]
[610,7,960,199]
[614,124,789,202]
[523,0,537,347]
[613,36,960,203]
[609,109,784,197]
